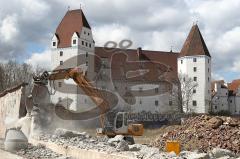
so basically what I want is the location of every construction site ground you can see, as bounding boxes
[1,115,240,159]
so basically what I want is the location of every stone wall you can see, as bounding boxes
[0,83,27,138]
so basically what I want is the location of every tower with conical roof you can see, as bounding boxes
[178,24,211,113]
[51,9,95,111]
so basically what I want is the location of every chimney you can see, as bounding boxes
[137,47,142,57]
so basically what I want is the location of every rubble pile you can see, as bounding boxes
[151,115,240,154]
[35,128,118,153]
[33,128,239,159]
[17,143,65,159]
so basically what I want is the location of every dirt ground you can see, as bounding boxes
[134,125,180,145]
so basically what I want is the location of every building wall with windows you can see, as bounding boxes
[50,9,215,115]
[178,55,211,113]
[50,10,95,111]
[211,82,229,113]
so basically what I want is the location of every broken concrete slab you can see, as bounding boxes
[210,148,236,158]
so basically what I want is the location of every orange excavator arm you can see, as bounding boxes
[48,68,109,129]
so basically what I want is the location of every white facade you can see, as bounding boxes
[211,82,229,113]
[178,55,211,113]
[51,27,95,111]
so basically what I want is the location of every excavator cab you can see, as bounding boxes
[114,112,144,136]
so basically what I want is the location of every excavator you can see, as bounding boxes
[33,67,144,142]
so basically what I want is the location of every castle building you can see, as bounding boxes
[50,9,213,115]
[212,80,240,115]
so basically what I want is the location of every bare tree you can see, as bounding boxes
[0,61,35,93]
[172,73,198,113]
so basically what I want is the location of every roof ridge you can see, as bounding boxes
[95,46,179,54]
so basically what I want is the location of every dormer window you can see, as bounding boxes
[73,39,77,45]
[193,58,197,62]
[52,42,56,47]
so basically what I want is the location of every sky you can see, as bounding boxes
[0,0,239,82]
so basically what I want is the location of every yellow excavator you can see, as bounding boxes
[34,67,143,142]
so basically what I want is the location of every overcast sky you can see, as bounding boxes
[0,0,239,82]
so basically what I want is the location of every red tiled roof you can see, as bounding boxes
[228,79,240,94]
[95,47,179,82]
[179,24,211,57]
[55,9,91,48]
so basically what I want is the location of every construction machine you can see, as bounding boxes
[33,67,143,141]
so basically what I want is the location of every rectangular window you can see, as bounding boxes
[85,42,88,46]
[86,61,88,66]
[139,87,143,92]
[82,41,84,45]
[194,77,197,81]
[193,89,196,93]
[89,43,91,48]
[155,88,159,93]
[155,100,159,106]
[193,67,197,72]
[88,33,90,36]
[208,77,210,82]
[193,100,197,106]
[215,106,217,109]
[86,52,88,57]
[84,31,86,34]
[169,101,172,106]
[52,42,56,46]
[208,68,210,72]
[73,39,76,44]
[208,59,210,63]
[181,60,183,64]
[60,61,63,65]
[193,58,197,62]
[139,100,142,104]
[58,82,62,87]
[60,51,63,56]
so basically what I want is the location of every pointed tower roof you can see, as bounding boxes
[55,9,91,48]
[179,24,211,57]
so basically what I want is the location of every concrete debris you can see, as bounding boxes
[28,128,240,159]
[116,140,129,151]
[108,135,124,146]
[208,117,223,129]
[54,128,87,139]
[17,143,64,159]
[211,148,236,158]
[129,144,142,151]
[151,115,240,154]
[180,151,210,159]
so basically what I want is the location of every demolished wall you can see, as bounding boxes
[0,83,27,138]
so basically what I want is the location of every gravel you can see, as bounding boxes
[16,144,64,159]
